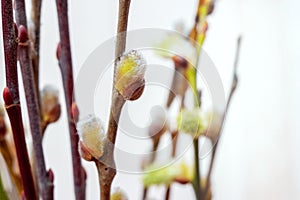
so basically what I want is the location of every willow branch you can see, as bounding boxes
[18,25,53,199]
[1,0,19,102]
[55,0,86,199]
[1,1,38,199]
[204,36,242,198]
[95,1,131,199]
[30,0,42,105]
[3,88,37,200]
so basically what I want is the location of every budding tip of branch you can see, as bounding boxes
[56,42,61,60]
[71,102,79,123]
[172,55,188,69]
[47,169,54,182]
[3,87,14,106]
[18,25,29,43]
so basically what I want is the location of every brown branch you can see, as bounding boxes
[95,1,131,199]
[114,0,131,68]
[30,0,42,106]
[55,0,86,199]
[1,0,19,102]
[1,2,39,199]
[18,25,53,200]
[3,88,37,200]
[203,36,242,199]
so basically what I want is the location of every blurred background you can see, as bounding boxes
[1,0,300,199]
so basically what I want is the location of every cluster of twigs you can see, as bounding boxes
[140,0,242,200]
[0,0,241,199]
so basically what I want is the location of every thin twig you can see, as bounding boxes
[55,0,86,199]
[203,36,242,199]
[18,25,54,200]
[1,1,38,199]
[1,0,19,102]
[192,138,201,200]
[15,0,54,198]
[30,0,42,106]
[95,1,131,199]
[115,0,131,69]
[165,186,171,200]
[3,88,37,200]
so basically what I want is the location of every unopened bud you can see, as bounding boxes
[47,169,54,182]
[77,115,106,159]
[3,87,14,106]
[172,55,188,69]
[71,102,79,123]
[41,85,61,124]
[18,25,29,44]
[56,42,61,60]
[115,50,146,101]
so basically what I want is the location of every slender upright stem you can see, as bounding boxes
[1,0,19,102]
[1,1,39,199]
[192,138,201,200]
[203,36,242,199]
[95,1,131,199]
[30,0,42,105]
[165,186,171,200]
[115,0,131,68]
[3,88,37,200]
[55,0,86,199]
[14,1,54,198]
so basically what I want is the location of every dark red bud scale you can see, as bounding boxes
[172,55,188,69]
[47,169,54,182]
[3,87,14,106]
[56,42,61,60]
[71,102,79,123]
[18,25,29,43]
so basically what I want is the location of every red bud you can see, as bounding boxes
[47,169,54,182]
[172,56,188,69]
[3,87,14,106]
[56,42,61,60]
[71,102,79,123]
[18,25,28,43]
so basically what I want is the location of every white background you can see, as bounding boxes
[1,0,300,199]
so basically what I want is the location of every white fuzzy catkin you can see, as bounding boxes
[77,115,106,159]
[115,50,146,99]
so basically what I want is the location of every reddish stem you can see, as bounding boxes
[203,36,242,199]
[30,0,42,96]
[18,25,54,200]
[55,0,86,199]
[1,0,19,102]
[3,88,37,200]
